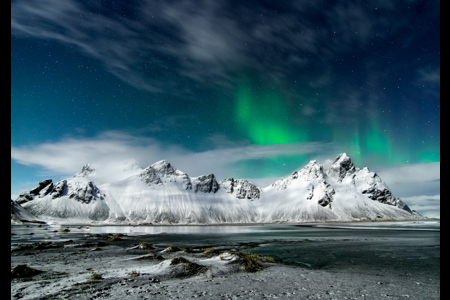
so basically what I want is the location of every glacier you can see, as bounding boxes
[16,153,423,224]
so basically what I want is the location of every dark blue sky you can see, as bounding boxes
[11,0,440,216]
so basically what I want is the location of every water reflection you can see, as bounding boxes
[296,220,440,231]
[89,224,302,235]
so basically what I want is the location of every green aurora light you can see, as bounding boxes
[231,75,439,179]
[235,77,308,145]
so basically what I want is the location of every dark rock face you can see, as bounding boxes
[193,174,219,193]
[317,184,335,207]
[38,182,54,198]
[303,181,335,207]
[327,153,356,182]
[67,181,101,204]
[139,167,163,185]
[17,179,53,204]
[220,178,261,199]
[360,174,412,213]
[361,182,395,204]
[51,180,67,199]
[396,199,413,214]
[29,179,53,195]
[233,179,261,200]
[15,192,34,205]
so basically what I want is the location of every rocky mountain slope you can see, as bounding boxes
[15,154,422,224]
[11,199,44,224]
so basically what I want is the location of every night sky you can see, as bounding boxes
[11,1,440,217]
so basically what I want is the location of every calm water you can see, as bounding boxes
[11,221,440,278]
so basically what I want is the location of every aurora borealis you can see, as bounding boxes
[235,75,308,145]
[11,1,440,217]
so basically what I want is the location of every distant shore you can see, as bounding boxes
[12,216,435,227]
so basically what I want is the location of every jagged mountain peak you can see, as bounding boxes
[151,160,177,176]
[74,164,95,178]
[218,178,261,200]
[139,166,162,185]
[16,179,54,205]
[29,179,53,195]
[192,174,219,193]
[326,153,356,181]
[299,160,325,179]
[139,160,192,189]
[271,160,326,191]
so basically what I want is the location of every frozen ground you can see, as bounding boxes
[11,222,440,300]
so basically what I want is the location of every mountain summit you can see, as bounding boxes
[15,154,422,224]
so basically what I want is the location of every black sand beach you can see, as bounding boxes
[11,222,440,299]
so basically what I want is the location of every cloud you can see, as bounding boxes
[11,131,185,183]
[376,162,440,185]
[417,67,440,85]
[11,0,415,97]
[400,195,440,219]
[11,130,330,186]
[415,66,440,98]
[11,0,184,93]
[376,163,440,218]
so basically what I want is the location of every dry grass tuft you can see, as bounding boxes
[138,242,154,250]
[11,265,41,278]
[127,270,140,277]
[163,246,181,253]
[110,233,125,241]
[228,251,276,272]
[200,247,220,255]
[88,272,103,281]
[171,257,208,276]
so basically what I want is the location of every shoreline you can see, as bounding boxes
[11,223,440,300]
[11,239,440,300]
[12,217,435,227]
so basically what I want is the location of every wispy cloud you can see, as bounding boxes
[417,67,440,85]
[11,0,419,97]
[376,163,440,217]
[377,162,440,185]
[415,66,440,98]
[400,195,440,219]
[11,130,330,185]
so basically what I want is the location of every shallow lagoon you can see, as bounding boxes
[11,221,440,277]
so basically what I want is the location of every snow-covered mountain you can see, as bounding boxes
[16,154,422,224]
[11,199,44,224]
[258,153,418,222]
[17,164,109,222]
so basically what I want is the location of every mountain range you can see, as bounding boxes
[13,153,422,224]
